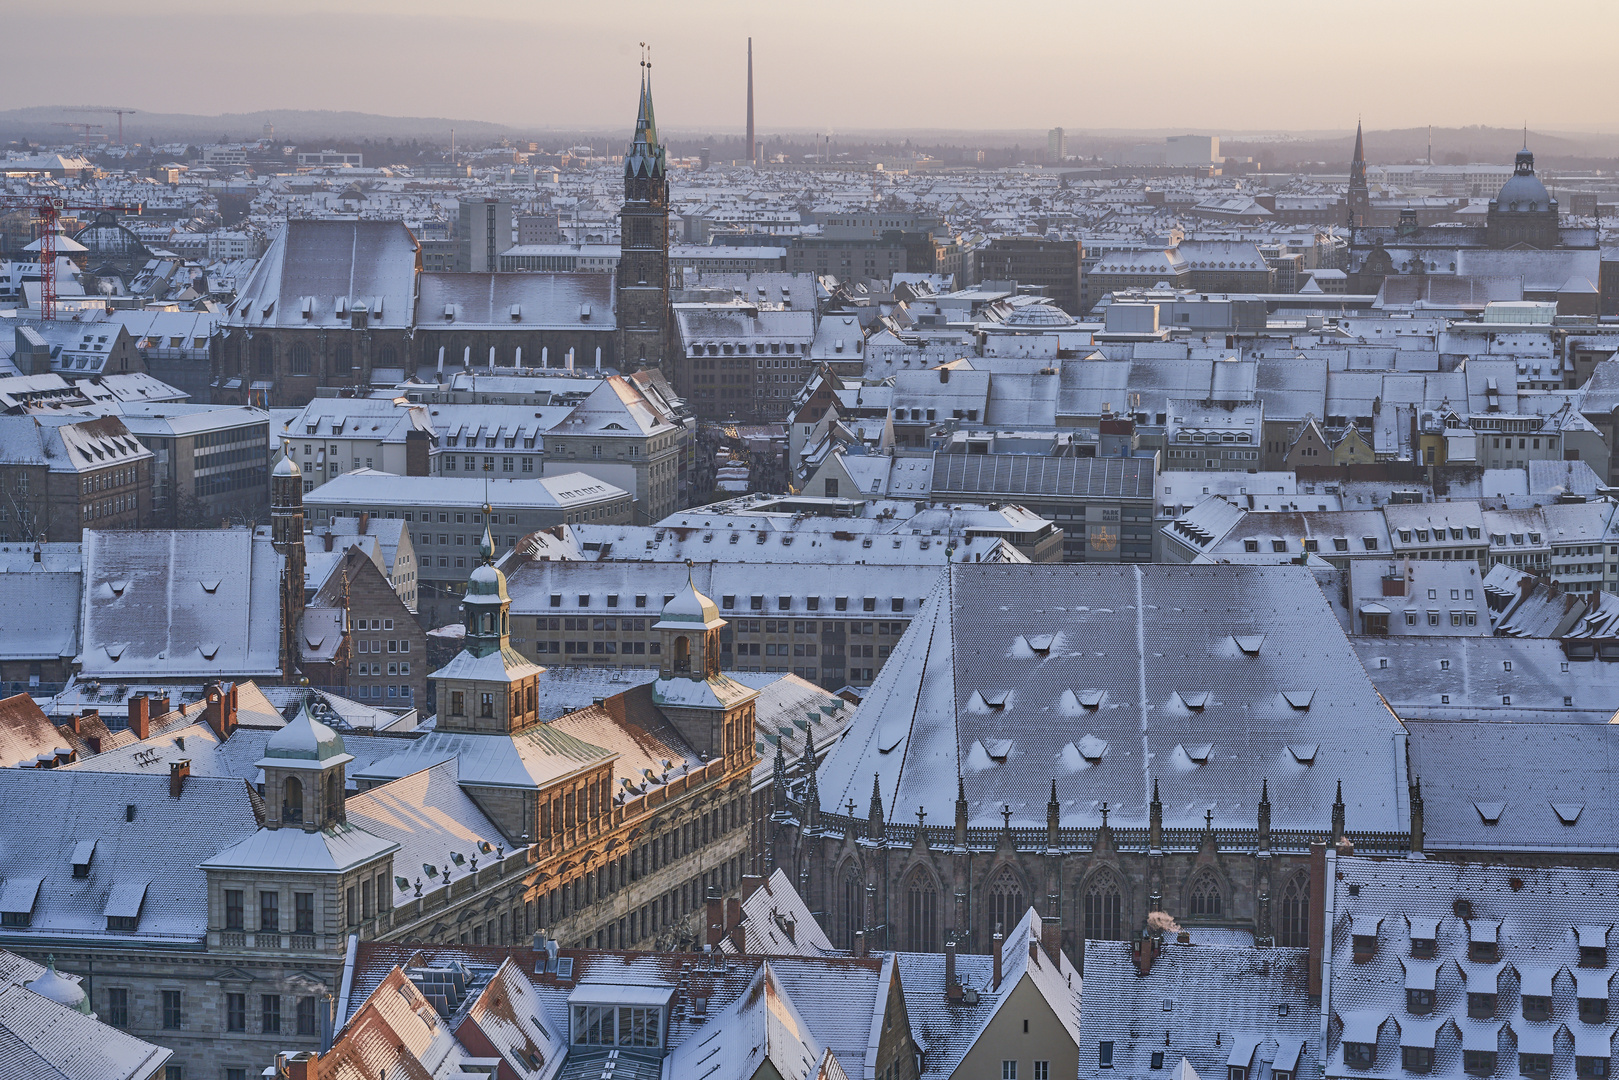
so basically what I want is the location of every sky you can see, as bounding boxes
[12,0,1619,134]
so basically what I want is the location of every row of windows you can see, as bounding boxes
[355,661,410,676]
[106,985,319,1037]
[445,455,536,473]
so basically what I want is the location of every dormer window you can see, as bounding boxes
[1407,988,1435,1014]
[1411,936,1436,959]
[1522,996,1551,1021]
[1403,1047,1434,1074]
[1522,1055,1551,1079]
[1464,1051,1497,1077]
[1468,992,1497,1019]
[1344,1043,1375,1070]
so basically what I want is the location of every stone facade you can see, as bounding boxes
[769,777,1393,971]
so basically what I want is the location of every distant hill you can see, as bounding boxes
[0,106,517,145]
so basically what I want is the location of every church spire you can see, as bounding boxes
[1348,118,1369,229]
[625,43,665,180]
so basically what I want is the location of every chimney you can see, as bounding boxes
[405,427,431,477]
[725,897,742,936]
[358,512,369,535]
[854,928,866,958]
[204,685,235,740]
[991,931,1004,990]
[169,758,191,798]
[1307,841,1327,996]
[705,887,723,947]
[741,873,764,901]
[1134,928,1160,977]
[323,531,334,552]
[945,938,961,1000]
[729,919,746,954]
[66,712,81,735]
[1030,937,1039,964]
[128,695,150,741]
[1042,915,1064,966]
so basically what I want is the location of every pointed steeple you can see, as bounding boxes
[771,741,789,817]
[1409,774,1425,854]
[1046,779,1060,849]
[1332,778,1347,844]
[1352,119,1365,176]
[954,774,968,846]
[1258,778,1272,852]
[1348,118,1369,229]
[802,728,820,831]
[625,45,666,181]
[1149,778,1163,851]
[867,773,885,839]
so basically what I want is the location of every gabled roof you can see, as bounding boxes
[78,529,283,679]
[818,563,1406,832]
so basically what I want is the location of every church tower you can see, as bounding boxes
[617,50,672,371]
[271,440,305,681]
[1347,120,1369,228]
[429,520,546,735]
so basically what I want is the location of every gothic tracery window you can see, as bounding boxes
[1189,870,1224,918]
[1279,875,1309,947]
[988,865,1024,938]
[1082,872,1122,941]
[905,869,939,953]
[841,866,863,950]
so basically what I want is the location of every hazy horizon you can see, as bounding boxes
[10,0,1619,135]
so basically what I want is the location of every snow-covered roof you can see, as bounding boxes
[818,563,1407,833]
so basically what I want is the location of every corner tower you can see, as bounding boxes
[429,521,546,734]
[652,566,758,775]
[618,50,672,371]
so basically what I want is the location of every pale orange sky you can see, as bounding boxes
[13,0,1619,133]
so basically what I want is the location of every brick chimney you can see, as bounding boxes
[169,758,191,798]
[1308,841,1327,996]
[741,874,764,901]
[1134,929,1160,977]
[705,886,724,947]
[323,531,334,552]
[725,897,742,936]
[1042,915,1064,966]
[854,929,865,958]
[945,938,961,1001]
[128,695,150,741]
[204,685,236,740]
[992,931,1004,990]
[358,512,369,535]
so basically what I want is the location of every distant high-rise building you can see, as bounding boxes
[1164,134,1220,166]
[618,54,672,369]
[1047,127,1066,162]
[746,38,756,167]
[457,197,511,273]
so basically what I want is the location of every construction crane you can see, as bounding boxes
[0,196,142,320]
[51,122,105,146]
[73,107,139,145]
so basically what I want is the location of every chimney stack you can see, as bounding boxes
[991,931,1004,990]
[945,938,961,1000]
[1135,928,1160,977]
[1042,915,1064,966]
[745,38,755,168]
[128,695,150,741]
[741,873,764,901]
[169,758,191,798]
[358,512,369,535]
[854,928,865,958]
[323,531,334,552]
[705,886,723,947]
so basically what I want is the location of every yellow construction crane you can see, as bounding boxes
[72,107,139,145]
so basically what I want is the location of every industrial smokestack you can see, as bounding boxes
[746,38,755,167]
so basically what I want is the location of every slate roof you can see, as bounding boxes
[417,272,615,331]
[817,563,1407,833]
[0,770,258,945]
[1354,637,1619,720]
[932,453,1155,502]
[1077,939,1320,1080]
[225,220,417,330]
[1406,720,1619,853]
[78,529,283,679]
[1325,855,1619,1080]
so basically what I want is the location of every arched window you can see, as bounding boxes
[290,343,311,375]
[333,342,352,375]
[841,865,863,950]
[673,636,690,672]
[1279,875,1309,947]
[905,869,939,953]
[283,776,303,823]
[987,865,1024,938]
[1189,870,1223,918]
[379,344,397,367]
[1082,872,1122,941]
[254,338,273,376]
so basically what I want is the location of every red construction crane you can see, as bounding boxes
[0,197,143,320]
